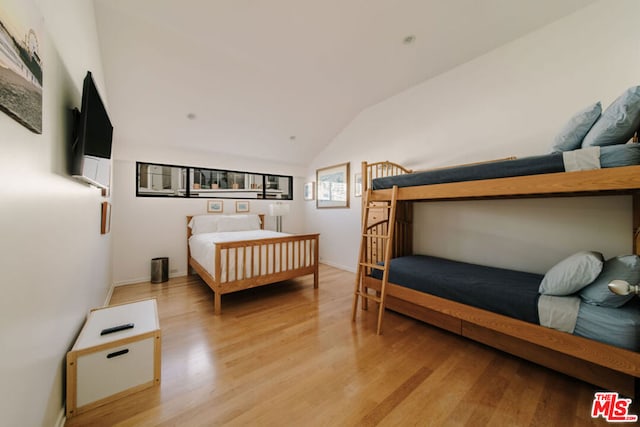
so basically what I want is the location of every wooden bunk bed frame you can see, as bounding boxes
[360,160,640,397]
[187,214,320,314]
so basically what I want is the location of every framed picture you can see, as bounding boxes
[316,162,349,209]
[235,200,249,212]
[207,199,223,213]
[100,202,111,234]
[0,1,43,133]
[354,173,362,197]
[304,182,315,201]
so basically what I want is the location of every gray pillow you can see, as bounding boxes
[580,255,640,307]
[550,102,601,152]
[582,86,640,147]
[539,251,604,296]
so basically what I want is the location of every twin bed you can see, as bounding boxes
[359,138,640,396]
[187,213,319,314]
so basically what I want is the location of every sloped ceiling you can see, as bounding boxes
[94,0,596,166]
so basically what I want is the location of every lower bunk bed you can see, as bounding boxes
[187,214,319,314]
[363,254,640,397]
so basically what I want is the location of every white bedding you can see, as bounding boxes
[562,146,600,171]
[538,294,581,333]
[189,230,312,282]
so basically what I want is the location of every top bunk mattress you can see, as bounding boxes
[372,143,640,190]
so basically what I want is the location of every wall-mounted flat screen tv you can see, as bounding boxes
[70,71,113,189]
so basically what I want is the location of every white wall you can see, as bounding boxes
[0,1,110,426]
[306,0,640,274]
[111,144,307,284]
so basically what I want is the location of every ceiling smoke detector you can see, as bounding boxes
[403,35,416,45]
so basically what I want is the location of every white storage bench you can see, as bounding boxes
[66,298,161,418]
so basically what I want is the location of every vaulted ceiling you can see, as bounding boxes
[94,0,596,166]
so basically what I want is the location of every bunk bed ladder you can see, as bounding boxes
[352,185,399,335]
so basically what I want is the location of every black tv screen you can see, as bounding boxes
[70,71,113,189]
[79,71,113,158]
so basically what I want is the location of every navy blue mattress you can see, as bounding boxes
[370,255,542,323]
[372,154,564,190]
[371,144,640,190]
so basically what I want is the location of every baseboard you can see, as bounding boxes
[113,275,149,286]
[112,270,189,287]
[103,282,115,306]
[319,259,355,273]
[54,407,65,427]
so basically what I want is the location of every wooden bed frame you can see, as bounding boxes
[360,159,640,397]
[187,214,319,314]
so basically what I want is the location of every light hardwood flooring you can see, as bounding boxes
[66,264,614,426]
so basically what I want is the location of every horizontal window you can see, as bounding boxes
[136,162,293,200]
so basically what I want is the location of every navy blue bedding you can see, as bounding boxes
[371,255,542,323]
[371,144,640,190]
[370,255,640,350]
[372,154,564,190]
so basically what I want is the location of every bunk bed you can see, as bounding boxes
[356,143,640,397]
[187,214,319,314]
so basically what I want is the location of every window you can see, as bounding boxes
[136,162,293,200]
[265,175,292,199]
[137,163,187,197]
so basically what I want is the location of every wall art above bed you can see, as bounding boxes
[207,199,223,213]
[235,201,249,213]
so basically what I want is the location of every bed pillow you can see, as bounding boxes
[216,214,261,232]
[539,251,604,296]
[188,215,221,234]
[550,102,601,153]
[579,255,640,307]
[600,143,640,168]
[582,86,640,148]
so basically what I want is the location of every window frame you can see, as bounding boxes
[135,161,293,200]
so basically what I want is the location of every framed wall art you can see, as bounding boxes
[235,201,249,213]
[0,1,43,133]
[354,173,362,197]
[100,202,111,234]
[207,199,223,213]
[304,182,315,201]
[316,162,349,209]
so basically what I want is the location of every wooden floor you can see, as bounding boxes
[66,264,615,426]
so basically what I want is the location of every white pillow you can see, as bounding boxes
[539,251,604,296]
[188,215,221,234]
[216,215,261,232]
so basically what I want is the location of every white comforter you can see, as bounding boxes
[189,230,299,282]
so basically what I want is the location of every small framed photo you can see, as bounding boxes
[354,173,362,197]
[207,199,223,213]
[101,202,111,234]
[236,200,250,213]
[304,182,315,201]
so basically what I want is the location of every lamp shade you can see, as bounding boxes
[269,203,290,217]
[608,279,639,295]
